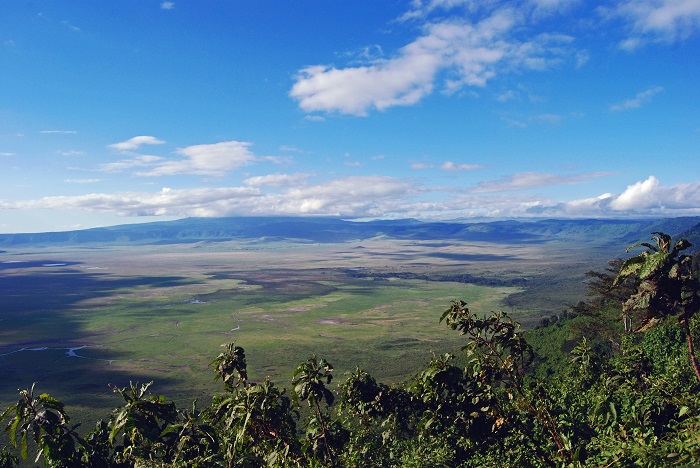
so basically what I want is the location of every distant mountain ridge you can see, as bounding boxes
[1,216,699,249]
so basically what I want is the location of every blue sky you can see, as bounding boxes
[1,0,699,233]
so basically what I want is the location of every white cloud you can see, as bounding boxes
[3,174,700,220]
[411,163,435,169]
[10,187,260,217]
[290,5,577,115]
[136,141,256,177]
[290,56,438,116]
[271,176,417,215]
[423,176,700,218]
[41,130,78,134]
[161,2,175,10]
[502,177,700,217]
[3,176,417,218]
[100,155,165,173]
[470,171,615,192]
[243,173,311,187]
[610,0,700,47]
[0,152,15,157]
[102,140,259,177]
[609,175,661,210]
[109,136,166,151]
[440,161,483,171]
[610,86,664,111]
[558,177,700,216]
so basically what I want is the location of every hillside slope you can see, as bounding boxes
[1,216,699,247]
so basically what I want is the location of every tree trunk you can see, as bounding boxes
[681,318,700,382]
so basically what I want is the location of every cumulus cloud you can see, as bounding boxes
[109,136,166,151]
[2,176,417,218]
[470,171,615,192]
[505,177,700,217]
[290,5,577,115]
[440,161,483,171]
[609,176,661,210]
[3,174,700,220]
[610,86,664,111]
[102,140,278,177]
[271,176,417,215]
[607,175,700,212]
[136,141,256,177]
[431,176,700,218]
[10,187,260,217]
[609,0,700,48]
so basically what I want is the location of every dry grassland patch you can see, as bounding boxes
[317,318,360,326]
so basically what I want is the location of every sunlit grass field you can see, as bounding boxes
[0,236,608,425]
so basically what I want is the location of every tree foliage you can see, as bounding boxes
[615,231,700,380]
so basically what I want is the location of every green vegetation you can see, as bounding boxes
[2,231,700,466]
[0,235,563,424]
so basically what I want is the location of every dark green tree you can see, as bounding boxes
[107,381,179,464]
[1,383,82,467]
[210,341,299,466]
[292,355,338,464]
[615,232,700,381]
[441,301,574,465]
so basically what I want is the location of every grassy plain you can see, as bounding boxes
[0,236,612,424]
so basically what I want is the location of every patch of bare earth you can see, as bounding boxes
[317,318,360,326]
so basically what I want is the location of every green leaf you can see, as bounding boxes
[19,432,27,460]
[0,404,16,422]
[615,256,645,284]
[626,241,658,253]
[638,252,668,279]
[678,406,690,417]
[9,414,21,446]
[609,402,617,422]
